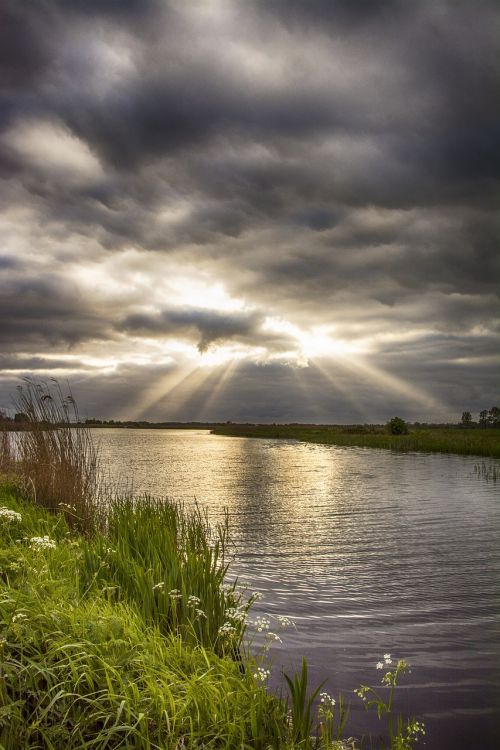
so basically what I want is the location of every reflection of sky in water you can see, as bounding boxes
[97,429,500,749]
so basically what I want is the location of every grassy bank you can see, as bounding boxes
[211,424,500,458]
[0,481,290,748]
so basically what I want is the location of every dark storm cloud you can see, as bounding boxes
[119,307,265,352]
[0,354,90,372]
[0,273,111,351]
[117,307,291,353]
[256,0,405,27]
[0,0,499,420]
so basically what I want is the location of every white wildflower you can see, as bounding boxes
[169,589,182,600]
[225,606,247,623]
[0,508,22,523]
[253,667,270,682]
[384,653,392,665]
[319,691,336,708]
[194,608,207,619]
[29,536,56,550]
[218,622,237,637]
[275,614,295,629]
[187,595,201,606]
[254,616,270,632]
[376,661,384,670]
[152,582,165,592]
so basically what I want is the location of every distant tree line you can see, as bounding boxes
[461,406,500,428]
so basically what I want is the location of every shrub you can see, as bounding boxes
[387,417,409,435]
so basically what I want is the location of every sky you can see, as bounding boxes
[1,0,499,423]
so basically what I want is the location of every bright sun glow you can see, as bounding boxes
[262,316,363,364]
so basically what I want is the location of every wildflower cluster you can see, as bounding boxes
[319,691,336,708]
[377,652,393,670]
[225,605,247,624]
[169,589,182,600]
[0,507,22,523]
[187,595,201,607]
[407,720,426,740]
[218,622,237,637]
[152,581,165,592]
[194,608,206,620]
[29,535,56,550]
[253,667,270,682]
[318,690,337,740]
[253,616,270,632]
[275,614,295,629]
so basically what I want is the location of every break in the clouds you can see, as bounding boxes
[0,0,498,422]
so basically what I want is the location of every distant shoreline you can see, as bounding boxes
[3,419,499,458]
[211,423,500,459]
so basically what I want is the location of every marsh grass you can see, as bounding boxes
[212,424,500,458]
[8,377,102,532]
[79,495,250,653]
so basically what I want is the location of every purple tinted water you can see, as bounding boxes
[96,429,500,749]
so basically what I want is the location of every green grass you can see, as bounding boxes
[211,425,500,458]
[0,482,288,749]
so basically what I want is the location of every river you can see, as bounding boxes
[96,428,500,749]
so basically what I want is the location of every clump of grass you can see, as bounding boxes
[9,377,102,532]
[79,495,251,654]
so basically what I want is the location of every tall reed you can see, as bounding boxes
[12,377,101,532]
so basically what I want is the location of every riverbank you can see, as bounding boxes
[0,380,427,748]
[0,479,290,748]
[211,424,500,458]
[0,475,428,749]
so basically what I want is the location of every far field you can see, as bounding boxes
[211,424,500,459]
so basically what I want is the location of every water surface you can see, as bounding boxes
[96,428,500,749]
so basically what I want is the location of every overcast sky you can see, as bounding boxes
[1,0,498,422]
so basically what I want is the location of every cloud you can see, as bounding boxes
[0,0,499,421]
[119,307,264,352]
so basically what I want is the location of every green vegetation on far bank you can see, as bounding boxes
[211,424,500,458]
